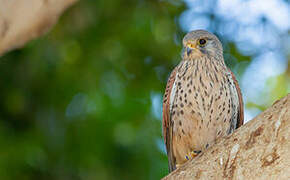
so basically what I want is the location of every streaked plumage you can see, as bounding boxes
[162,30,244,172]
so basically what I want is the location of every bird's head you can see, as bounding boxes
[182,30,223,59]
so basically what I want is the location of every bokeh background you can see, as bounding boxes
[0,0,289,179]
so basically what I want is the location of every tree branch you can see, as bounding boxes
[0,0,78,56]
[163,94,290,180]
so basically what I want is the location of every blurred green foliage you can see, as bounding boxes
[0,0,289,180]
[0,1,184,179]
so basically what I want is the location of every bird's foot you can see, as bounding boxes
[185,150,201,160]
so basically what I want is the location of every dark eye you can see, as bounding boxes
[199,39,207,46]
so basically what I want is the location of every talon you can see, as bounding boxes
[190,150,201,159]
[193,150,201,154]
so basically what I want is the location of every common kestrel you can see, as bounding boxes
[162,30,244,172]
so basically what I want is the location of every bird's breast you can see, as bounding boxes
[169,58,239,165]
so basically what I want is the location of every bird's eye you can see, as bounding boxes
[198,39,207,46]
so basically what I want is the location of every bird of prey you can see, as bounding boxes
[162,30,244,172]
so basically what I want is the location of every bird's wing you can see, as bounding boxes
[162,68,177,172]
[228,69,244,128]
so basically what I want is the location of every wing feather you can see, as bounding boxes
[228,69,244,128]
[162,68,177,172]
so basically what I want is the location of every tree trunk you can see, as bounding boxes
[0,0,78,56]
[163,94,290,180]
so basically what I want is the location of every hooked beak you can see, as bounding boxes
[186,47,192,56]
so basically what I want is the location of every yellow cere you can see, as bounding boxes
[187,43,195,49]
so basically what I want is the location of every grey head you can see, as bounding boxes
[182,30,223,59]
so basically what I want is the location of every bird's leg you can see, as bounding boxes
[185,150,201,160]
